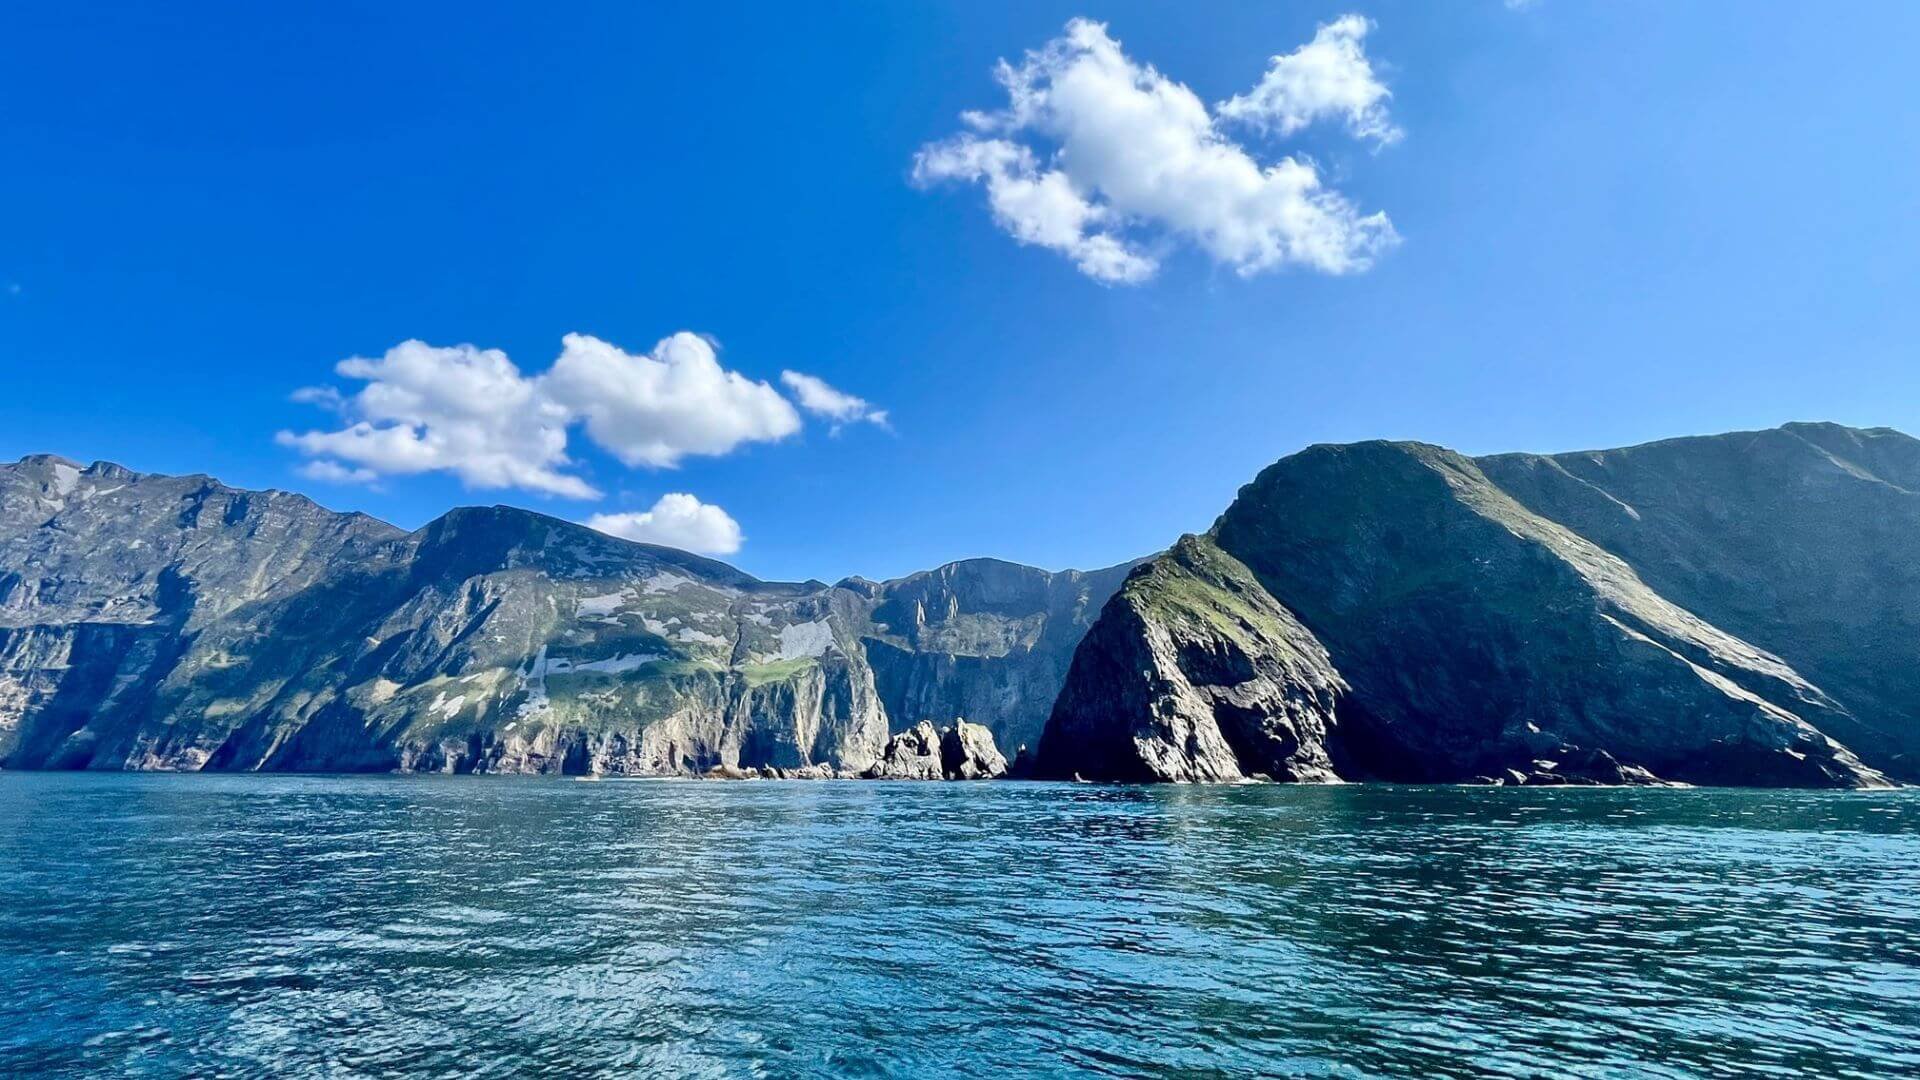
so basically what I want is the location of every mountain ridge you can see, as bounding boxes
[1039,421,1918,788]
[0,455,1131,773]
[6,420,1916,786]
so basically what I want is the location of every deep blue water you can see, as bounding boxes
[2,775,1917,1078]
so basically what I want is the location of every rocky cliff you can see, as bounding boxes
[11,422,1916,787]
[0,456,1126,774]
[1041,425,1912,788]
[1035,535,1343,783]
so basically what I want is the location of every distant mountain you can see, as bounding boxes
[0,456,1129,773]
[1039,424,1920,788]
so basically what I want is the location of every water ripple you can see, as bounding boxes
[2,776,1917,1077]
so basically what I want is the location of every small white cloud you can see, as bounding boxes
[585,494,744,555]
[280,333,806,498]
[914,16,1399,284]
[289,385,345,411]
[297,460,379,485]
[1217,15,1400,146]
[779,370,889,429]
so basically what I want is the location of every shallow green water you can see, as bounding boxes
[2,775,1916,1077]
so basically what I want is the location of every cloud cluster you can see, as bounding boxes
[584,494,744,555]
[913,16,1400,284]
[280,334,883,551]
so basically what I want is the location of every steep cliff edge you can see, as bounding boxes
[854,557,1135,757]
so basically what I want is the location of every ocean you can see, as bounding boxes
[2,774,1916,1077]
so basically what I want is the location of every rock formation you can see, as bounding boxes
[867,719,1009,780]
[1035,535,1343,783]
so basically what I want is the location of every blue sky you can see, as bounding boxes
[3,2,1917,582]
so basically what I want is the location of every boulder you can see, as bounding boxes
[940,720,1009,780]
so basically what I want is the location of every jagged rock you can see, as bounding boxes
[865,718,1009,779]
[1036,535,1344,783]
[867,720,946,779]
[940,719,1008,779]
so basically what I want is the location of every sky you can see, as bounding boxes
[3,1,1918,583]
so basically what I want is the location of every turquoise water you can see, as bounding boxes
[2,776,1917,1078]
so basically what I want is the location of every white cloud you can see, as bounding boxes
[780,370,890,429]
[277,340,592,498]
[289,385,345,411]
[297,460,379,485]
[915,137,1157,282]
[280,333,809,498]
[543,333,800,468]
[913,16,1399,284]
[1217,15,1400,146]
[585,494,744,555]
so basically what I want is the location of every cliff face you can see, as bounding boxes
[1036,535,1343,783]
[1041,426,1909,788]
[854,557,1135,757]
[0,457,1123,775]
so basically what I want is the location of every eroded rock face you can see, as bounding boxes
[1039,429,1902,789]
[1036,536,1343,783]
[0,457,1123,776]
